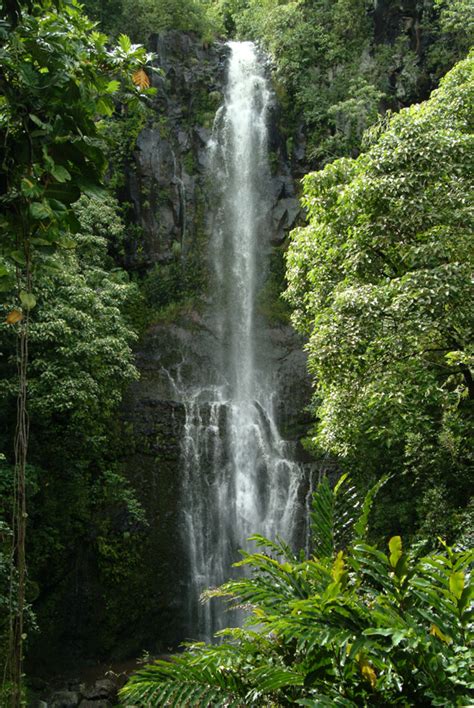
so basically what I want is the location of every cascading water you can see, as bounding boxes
[179,41,307,640]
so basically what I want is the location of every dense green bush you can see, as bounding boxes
[82,0,218,43]
[285,53,474,540]
[0,194,146,667]
[208,0,473,166]
[120,476,473,706]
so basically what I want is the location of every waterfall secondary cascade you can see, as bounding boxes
[180,41,307,640]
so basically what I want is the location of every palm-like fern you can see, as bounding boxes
[120,477,473,707]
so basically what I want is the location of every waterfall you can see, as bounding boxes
[180,41,306,640]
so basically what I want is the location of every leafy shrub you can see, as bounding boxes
[120,476,473,706]
[285,53,474,539]
[142,253,205,313]
[122,0,216,43]
[208,0,473,166]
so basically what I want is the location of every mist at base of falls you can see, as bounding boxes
[168,41,311,641]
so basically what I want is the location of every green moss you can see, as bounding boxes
[257,281,291,325]
[257,247,292,324]
[191,87,222,128]
[154,115,171,140]
[182,150,196,174]
[149,297,202,326]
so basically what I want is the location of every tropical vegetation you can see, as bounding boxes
[0,0,153,700]
[121,477,473,706]
[0,0,472,703]
[286,52,474,542]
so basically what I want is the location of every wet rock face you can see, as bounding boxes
[122,322,313,647]
[124,31,229,268]
[124,31,302,269]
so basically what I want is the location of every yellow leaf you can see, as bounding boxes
[358,657,377,688]
[389,535,402,568]
[331,550,345,583]
[430,624,452,644]
[132,68,150,90]
[5,309,23,325]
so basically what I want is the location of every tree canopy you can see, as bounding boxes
[0,0,153,698]
[207,0,474,165]
[286,53,474,540]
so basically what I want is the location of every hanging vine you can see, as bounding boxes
[7,273,31,706]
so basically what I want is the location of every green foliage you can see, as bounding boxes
[0,0,155,684]
[206,0,381,162]
[429,0,474,73]
[256,247,292,325]
[1,195,139,426]
[0,197,139,423]
[142,247,206,317]
[208,0,473,166]
[285,55,474,539]
[82,0,219,43]
[101,94,154,191]
[120,477,474,706]
[0,0,154,300]
[0,191,146,667]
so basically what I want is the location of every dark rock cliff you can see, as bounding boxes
[124,31,302,268]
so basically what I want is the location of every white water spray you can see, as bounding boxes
[180,42,305,640]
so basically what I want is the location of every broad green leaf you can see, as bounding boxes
[19,290,36,309]
[51,164,71,182]
[449,572,464,600]
[21,178,41,198]
[29,113,49,129]
[77,178,107,199]
[353,475,389,542]
[31,238,52,246]
[96,98,114,116]
[48,198,68,213]
[45,182,81,205]
[389,536,402,569]
[29,202,50,220]
[10,250,26,266]
[458,585,473,614]
[331,550,345,583]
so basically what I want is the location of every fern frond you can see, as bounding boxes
[334,475,360,551]
[310,475,335,557]
[250,664,304,690]
[120,647,247,707]
[246,533,297,561]
[352,475,389,543]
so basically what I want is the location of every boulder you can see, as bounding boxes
[50,692,81,708]
[81,678,117,701]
